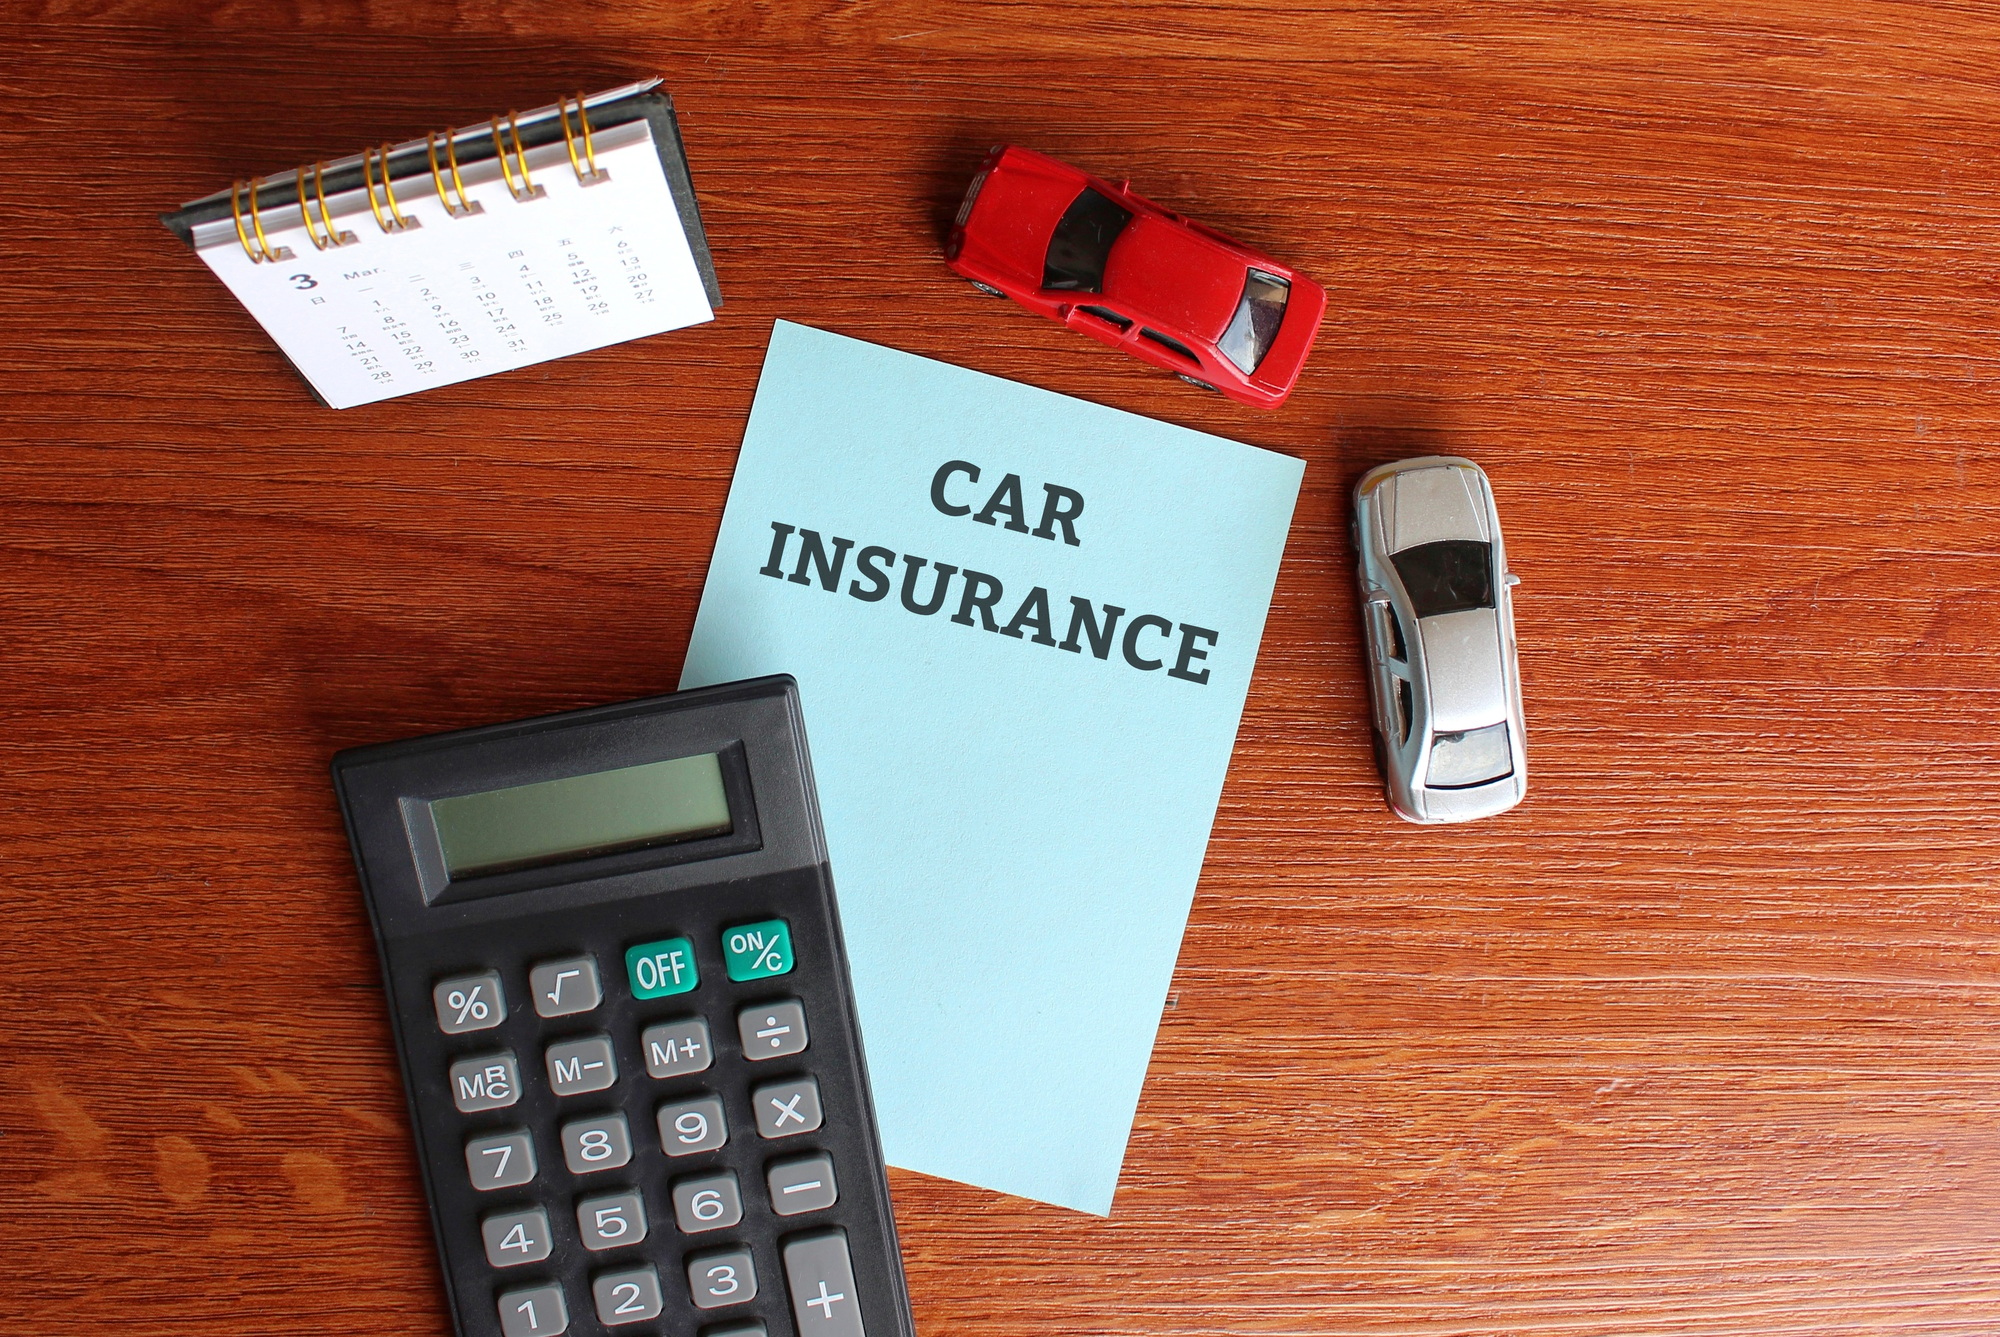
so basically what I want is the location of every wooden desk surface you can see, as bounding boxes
[4,3,1996,1333]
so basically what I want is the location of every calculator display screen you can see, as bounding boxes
[430,752,733,878]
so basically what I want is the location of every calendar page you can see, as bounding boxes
[191,118,714,409]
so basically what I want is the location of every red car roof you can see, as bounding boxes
[1102,213,1247,343]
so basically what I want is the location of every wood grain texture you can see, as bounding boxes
[2,3,1997,1333]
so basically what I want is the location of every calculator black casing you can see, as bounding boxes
[332,676,916,1337]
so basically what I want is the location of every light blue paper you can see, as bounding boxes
[681,322,1304,1215]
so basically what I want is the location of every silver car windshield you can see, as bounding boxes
[1390,540,1493,618]
[1428,721,1512,788]
[1217,269,1291,373]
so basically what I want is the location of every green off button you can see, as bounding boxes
[723,919,793,981]
[626,937,699,998]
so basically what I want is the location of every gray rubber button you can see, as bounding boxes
[450,1052,522,1113]
[657,1094,728,1156]
[497,1282,568,1336]
[434,970,506,1034]
[482,1206,553,1267]
[767,1153,838,1216]
[592,1265,664,1325]
[737,999,809,1060]
[752,1076,823,1139]
[530,955,602,1018]
[672,1171,744,1233]
[546,1034,618,1096]
[576,1189,647,1251]
[464,1129,536,1191]
[783,1230,864,1337]
[686,1247,758,1309]
[641,1017,714,1078]
[561,1112,633,1174]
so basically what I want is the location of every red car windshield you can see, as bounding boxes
[1042,188,1132,293]
[1216,269,1292,373]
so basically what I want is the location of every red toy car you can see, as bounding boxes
[944,145,1327,409]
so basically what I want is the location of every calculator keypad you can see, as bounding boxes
[419,914,895,1337]
[344,681,914,1337]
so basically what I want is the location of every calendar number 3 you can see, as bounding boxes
[288,273,318,290]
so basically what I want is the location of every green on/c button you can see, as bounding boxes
[724,919,793,981]
[626,938,698,998]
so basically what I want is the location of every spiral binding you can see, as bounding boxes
[559,94,609,186]
[490,113,542,202]
[363,144,419,233]
[229,92,602,263]
[427,131,481,218]
[231,178,289,263]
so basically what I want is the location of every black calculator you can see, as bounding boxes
[332,676,916,1337]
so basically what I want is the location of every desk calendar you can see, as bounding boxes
[332,677,915,1337]
[163,81,721,409]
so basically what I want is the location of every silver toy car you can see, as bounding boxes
[1351,456,1526,823]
